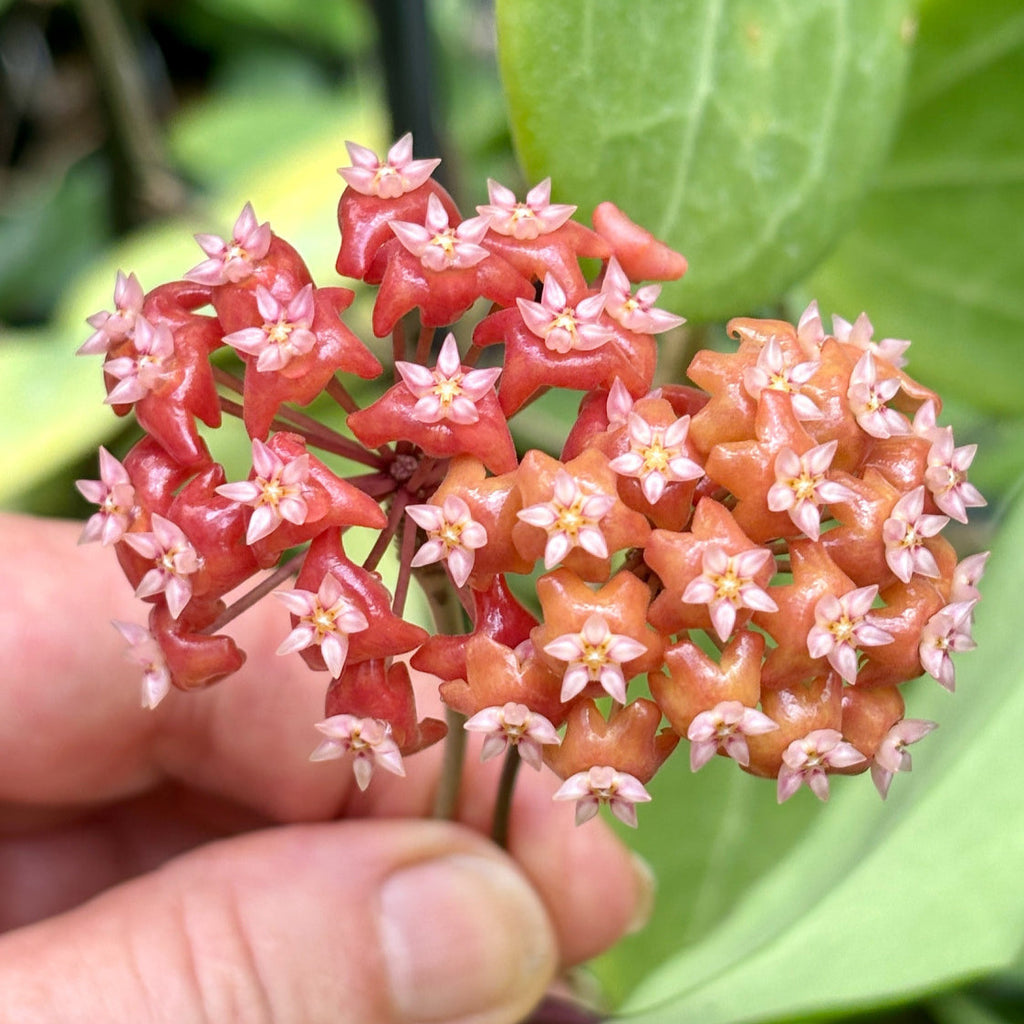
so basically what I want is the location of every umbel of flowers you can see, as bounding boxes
[77,133,988,826]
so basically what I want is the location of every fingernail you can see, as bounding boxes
[379,853,556,1023]
[626,852,656,935]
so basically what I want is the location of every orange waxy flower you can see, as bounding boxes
[531,567,663,704]
[427,455,533,584]
[545,698,678,787]
[323,658,447,756]
[513,448,651,582]
[439,633,566,729]
[744,673,845,779]
[473,277,657,418]
[839,685,905,764]
[646,497,773,638]
[650,629,766,737]
[753,539,857,691]
[704,390,829,543]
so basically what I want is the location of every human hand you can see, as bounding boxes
[0,514,649,1024]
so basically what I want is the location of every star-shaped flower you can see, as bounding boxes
[338,134,441,198]
[742,336,821,421]
[516,273,614,355]
[607,410,704,505]
[806,585,894,684]
[919,599,977,691]
[767,439,856,541]
[532,567,662,704]
[309,714,406,791]
[542,612,648,704]
[517,468,616,570]
[645,498,771,638]
[407,495,488,588]
[215,437,311,544]
[347,342,516,474]
[185,202,272,285]
[122,513,204,619]
[79,270,144,355]
[777,729,865,803]
[103,316,175,406]
[390,193,491,272]
[832,310,910,368]
[76,446,137,546]
[682,544,779,642]
[476,177,576,239]
[222,284,316,372]
[871,718,937,798]
[599,256,686,335]
[686,699,778,771]
[847,351,909,439]
[753,540,857,691]
[924,427,987,523]
[112,619,172,709]
[553,765,652,827]
[275,572,370,678]
[882,486,949,583]
[395,333,502,425]
[464,702,562,770]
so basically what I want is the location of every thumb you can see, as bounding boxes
[0,819,558,1024]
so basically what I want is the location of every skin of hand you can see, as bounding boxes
[0,514,650,1024]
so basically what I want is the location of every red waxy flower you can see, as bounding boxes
[347,336,516,474]
[77,446,137,546]
[309,715,405,792]
[79,270,144,355]
[186,202,272,286]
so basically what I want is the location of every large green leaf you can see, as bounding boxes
[807,0,1024,416]
[496,0,913,321]
[599,489,1024,1022]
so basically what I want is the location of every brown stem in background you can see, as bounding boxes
[71,0,187,225]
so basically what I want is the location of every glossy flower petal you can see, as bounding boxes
[464,702,561,770]
[777,729,865,803]
[543,612,648,704]
[185,202,272,285]
[687,699,778,771]
[276,572,370,678]
[338,133,440,198]
[112,619,172,709]
[407,495,488,587]
[79,270,145,355]
[309,714,406,790]
[553,765,652,827]
[76,446,137,545]
[122,513,203,619]
[806,585,894,684]
[870,718,937,798]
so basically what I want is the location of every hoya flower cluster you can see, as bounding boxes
[77,134,987,825]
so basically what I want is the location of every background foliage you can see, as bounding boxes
[1,1,1021,1022]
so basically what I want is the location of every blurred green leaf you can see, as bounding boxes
[0,80,387,507]
[497,0,913,321]
[0,156,110,324]
[807,0,1024,416]
[183,0,374,57]
[0,329,120,506]
[930,990,1020,1024]
[602,487,1024,1023]
[591,754,818,1008]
